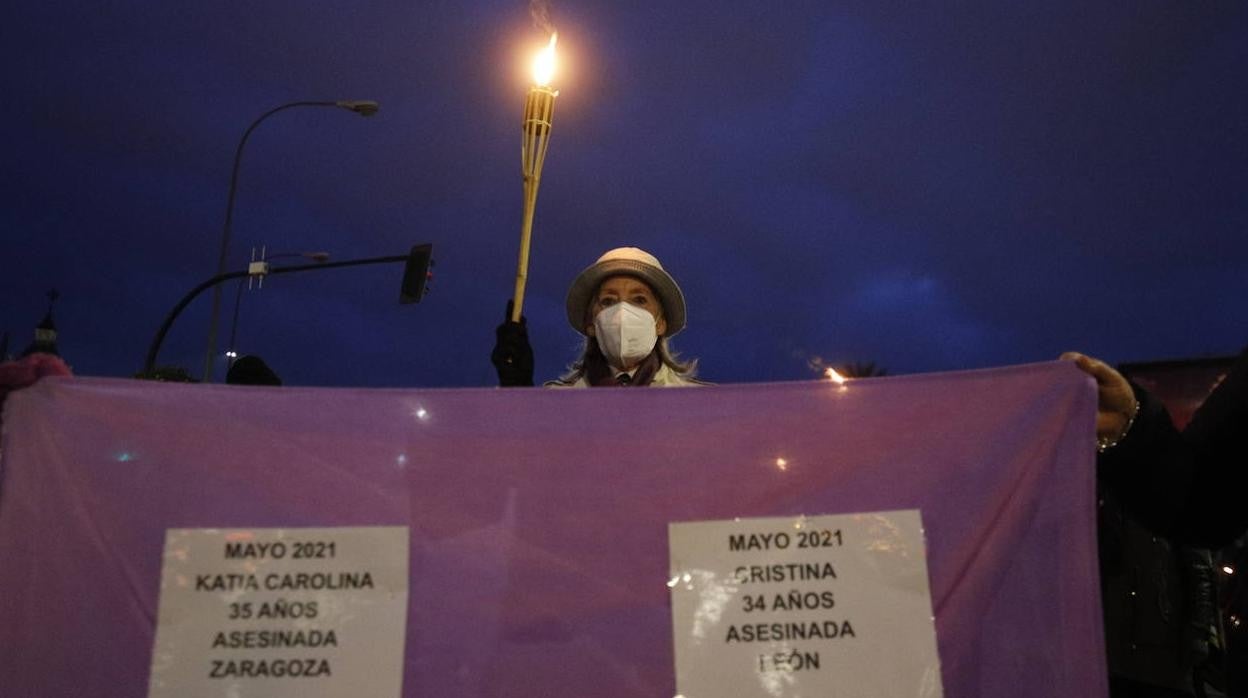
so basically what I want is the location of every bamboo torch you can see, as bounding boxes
[511,33,558,322]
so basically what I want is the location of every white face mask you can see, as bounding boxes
[594,302,659,368]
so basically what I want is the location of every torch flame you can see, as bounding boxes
[824,367,847,384]
[532,33,558,87]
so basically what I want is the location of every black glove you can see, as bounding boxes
[492,300,534,387]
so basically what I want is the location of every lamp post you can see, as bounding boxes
[202,100,379,382]
[225,249,331,366]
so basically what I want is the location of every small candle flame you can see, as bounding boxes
[532,33,558,87]
[824,367,847,384]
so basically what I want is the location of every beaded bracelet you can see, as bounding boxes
[1097,398,1140,453]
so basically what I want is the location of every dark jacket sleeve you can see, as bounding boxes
[1097,383,1195,538]
[1175,347,1248,547]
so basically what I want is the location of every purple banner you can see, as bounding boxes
[0,361,1104,697]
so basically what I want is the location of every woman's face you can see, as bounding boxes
[586,275,667,337]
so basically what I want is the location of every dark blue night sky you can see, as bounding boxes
[3,1,1245,386]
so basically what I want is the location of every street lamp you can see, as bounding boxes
[202,100,379,382]
[225,249,331,366]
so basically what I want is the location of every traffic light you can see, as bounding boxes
[399,244,434,304]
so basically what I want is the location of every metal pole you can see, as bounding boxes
[226,278,246,369]
[201,101,377,383]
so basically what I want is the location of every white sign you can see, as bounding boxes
[148,526,409,698]
[669,511,943,698]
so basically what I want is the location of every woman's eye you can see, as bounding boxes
[599,297,616,306]
[632,296,648,305]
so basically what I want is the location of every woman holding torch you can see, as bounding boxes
[495,33,702,386]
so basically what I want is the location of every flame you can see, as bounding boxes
[824,367,847,384]
[532,33,558,87]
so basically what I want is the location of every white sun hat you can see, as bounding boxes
[565,247,687,337]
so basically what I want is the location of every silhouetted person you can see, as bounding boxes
[226,355,282,386]
[1067,349,1248,698]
